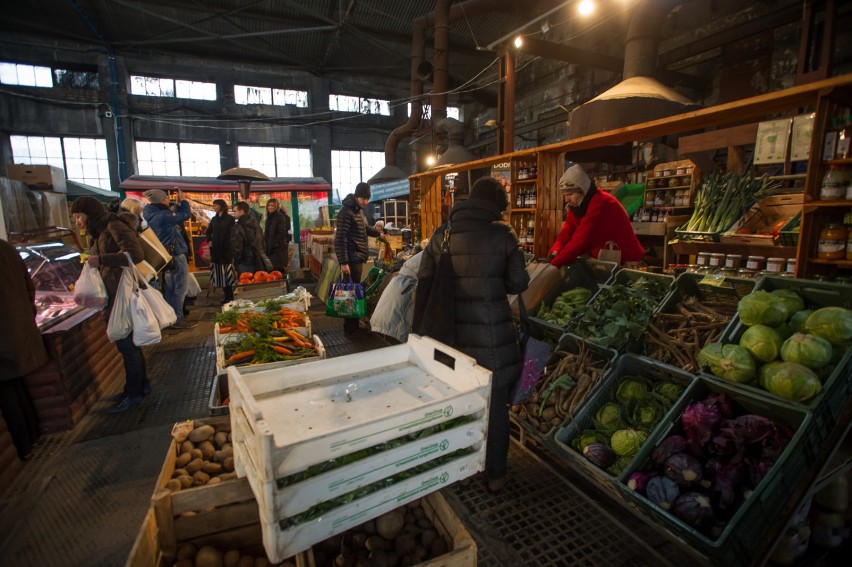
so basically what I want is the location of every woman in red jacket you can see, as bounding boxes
[547,164,645,268]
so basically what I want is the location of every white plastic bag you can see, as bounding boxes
[138,279,177,330]
[73,263,108,310]
[131,285,162,346]
[186,271,201,298]
[107,267,135,341]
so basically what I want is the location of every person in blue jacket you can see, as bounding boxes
[143,188,196,330]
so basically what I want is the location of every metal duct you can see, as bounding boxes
[434,118,476,167]
[567,0,701,139]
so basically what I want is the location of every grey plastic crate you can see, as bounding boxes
[208,373,229,416]
[552,353,696,500]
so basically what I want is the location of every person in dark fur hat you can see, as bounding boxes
[71,196,151,413]
[414,176,529,493]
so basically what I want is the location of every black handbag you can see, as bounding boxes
[412,223,455,345]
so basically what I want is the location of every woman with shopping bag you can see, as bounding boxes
[71,196,157,414]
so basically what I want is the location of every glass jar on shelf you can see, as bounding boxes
[645,191,656,207]
[785,258,796,275]
[819,165,849,201]
[818,223,848,260]
[696,252,711,267]
[709,253,726,268]
[654,192,665,207]
[766,257,786,273]
[746,255,765,271]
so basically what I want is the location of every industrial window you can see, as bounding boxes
[329,94,390,116]
[53,68,99,89]
[0,62,53,88]
[238,146,313,178]
[10,135,110,189]
[234,85,308,108]
[136,141,221,176]
[407,103,460,120]
[130,75,216,100]
[331,150,384,197]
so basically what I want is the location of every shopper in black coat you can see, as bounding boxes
[233,202,263,275]
[263,198,291,273]
[416,176,529,492]
[333,182,381,336]
[206,199,239,303]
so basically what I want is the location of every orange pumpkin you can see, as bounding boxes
[254,271,269,281]
[269,270,283,281]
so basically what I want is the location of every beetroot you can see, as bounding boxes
[646,476,680,510]
[673,492,715,533]
[626,471,657,493]
[664,453,704,487]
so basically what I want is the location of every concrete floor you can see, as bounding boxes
[0,280,713,567]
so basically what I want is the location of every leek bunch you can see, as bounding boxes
[679,171,779,235]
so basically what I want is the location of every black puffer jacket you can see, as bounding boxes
[264,210,291,269]
[235,214,263,266]
[206,212,238,264]
[334,194,379,265]
[418,199,529,378]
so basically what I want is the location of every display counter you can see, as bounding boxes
[17,240,124,434]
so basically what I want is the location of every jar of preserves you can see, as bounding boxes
[645,191,656,207]
[818,223,848,260]
[820,165,849,201]
[746,255,765,271]
[696,252,711,267]
[821,223,848,260]
[786,258,796,275]
[766,257,786,273]
[709,253,726,268]
[725,254,743,269]
[654,192,665,206]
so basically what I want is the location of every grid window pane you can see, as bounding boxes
[276,147,312,177]
[361,151,385,182]
[179,143,220,176]
[175,79,217,101]
[131,75,175,97]
[10,135,65,170]
[1,63,53,87]
[272,89,308,108]
[136,141,180,176]
[237,146,276,177]
[34,66,53,87]
[63,137,110,189]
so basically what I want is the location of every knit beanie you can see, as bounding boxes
[144,189,168,204]
[468,176,509,212]
[354,182,371,199]
[70,196,106,218]
[558,164,591,194]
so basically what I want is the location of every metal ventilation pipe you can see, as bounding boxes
[623,0,680,79]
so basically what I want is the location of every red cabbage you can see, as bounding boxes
[626,471,657,493]
[729,414,777,444]
[646,476,680,510]
[664,453,704,487]
[582,442,616,469]
[651,435,688,466]
[705,459,743,512]
[708,427,743,463]
[673,492,715,533]
[682,401,722,448]
[745,456,775,489]
[704,392,733,419]
[761,422,793,461]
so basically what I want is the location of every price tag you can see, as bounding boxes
[700,273,726,287]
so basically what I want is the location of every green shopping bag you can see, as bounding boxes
[326,275,367,318]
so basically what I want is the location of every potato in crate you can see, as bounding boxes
[618,377,813,567]
[226,335,491,562]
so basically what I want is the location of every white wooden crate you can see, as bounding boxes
[213,319,311,347]
[256,448,484,563]
[226,334,492,482]
[223,291,311,314]
[215,335,326,376]
[231,403,485,520]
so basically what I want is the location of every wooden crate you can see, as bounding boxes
[305,491,477,567]
[127,415,307,567]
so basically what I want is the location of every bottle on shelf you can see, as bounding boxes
[515,188,522,208]
[835,115,851,159]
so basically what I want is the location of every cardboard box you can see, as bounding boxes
[7,164,67,193]
[721,193,803,246]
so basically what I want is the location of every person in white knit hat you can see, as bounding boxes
[546,163,644,267]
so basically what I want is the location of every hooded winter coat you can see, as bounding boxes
[206,212,238,264]
[264,209,291,269]
[417,198,528,479]
[235,214,264,267]
[334,194,379,266]
[85,210,144,321]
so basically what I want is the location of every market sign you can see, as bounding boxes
[370,178,409,201]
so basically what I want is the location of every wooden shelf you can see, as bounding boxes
[809,258,852,267]
[514,178,538,184]
[804,199,852,210]
[511,208,535,213]
[671,240,797,258]
[647,184,692,190]
[826,157,852,166]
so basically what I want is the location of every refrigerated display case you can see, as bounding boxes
[16,240,85,330]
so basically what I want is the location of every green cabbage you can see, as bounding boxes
[780,333,833,369]
[805,307,852,346]
[789,309,813,333]
[739,324,783,362]
[653,382,684,404]
[770,289,805,319]
[758,361,822,402]
[610,429,648,457]
[774,322,793,340]
[595,402,625,432]
[737,291,788,327]
[697,342,757,383]
[615,376,650,404]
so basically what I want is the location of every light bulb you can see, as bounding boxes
[514,35,523,49]
[578,0,595,16]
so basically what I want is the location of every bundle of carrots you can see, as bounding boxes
[216,309,306,335]
[224,330,318,367]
